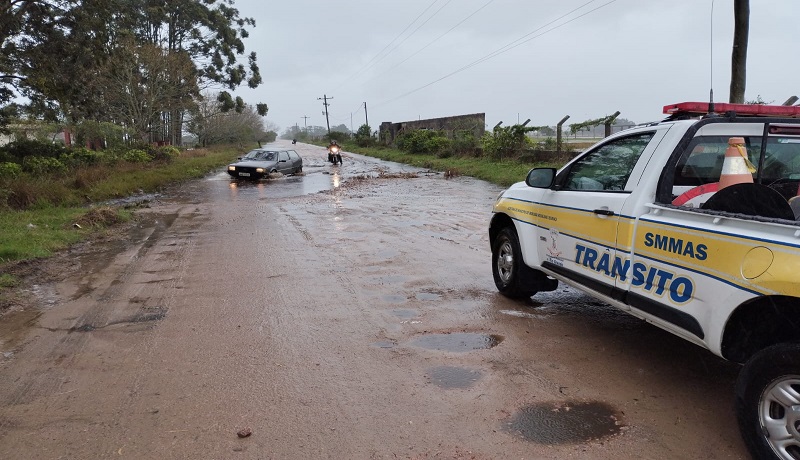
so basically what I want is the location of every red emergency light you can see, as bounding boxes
[663,102,800,118]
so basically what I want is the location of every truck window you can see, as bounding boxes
[667,135,800,220]
[561,133,655,191]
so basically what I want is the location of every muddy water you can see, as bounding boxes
[0,140,746,459]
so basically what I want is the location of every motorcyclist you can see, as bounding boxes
[327,140,342,165]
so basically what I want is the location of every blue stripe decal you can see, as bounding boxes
[633,252,763,296]
[502,197,637,221]
[640,217,800,251]
[509,216,617,252]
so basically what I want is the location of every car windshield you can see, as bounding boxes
[243,150,277,161]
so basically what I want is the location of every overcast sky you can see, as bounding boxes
[229,0,799,134]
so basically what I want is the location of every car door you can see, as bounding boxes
[277,151,291,173]
[288,150,301,171]
[537,132,658,300]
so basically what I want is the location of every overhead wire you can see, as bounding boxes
[373,0,617,109]
[363,0,495,85]
[351,0,455,80]
[334,0,443,91]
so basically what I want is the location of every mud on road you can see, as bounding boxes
[0,141,746,458]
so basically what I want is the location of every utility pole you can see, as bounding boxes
[301,115,309,132]
[318,95,333,136]
[364,102,369,129]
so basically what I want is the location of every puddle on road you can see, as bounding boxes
[382,294,407,304]
[410,333,502,352]
[426,366,482,389]
[504,401,623,444]
[415,292,441,301]
[391,309,419,320]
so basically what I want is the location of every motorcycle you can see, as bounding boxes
[328,145,342,165]
[292,139,297,144]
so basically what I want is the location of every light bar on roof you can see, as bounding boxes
[663,102,800,117]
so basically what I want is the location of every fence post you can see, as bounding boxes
[556,115,570,154]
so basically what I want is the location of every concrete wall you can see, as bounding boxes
[380,113,485,144]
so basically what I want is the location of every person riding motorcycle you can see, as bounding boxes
[327,140,342,165]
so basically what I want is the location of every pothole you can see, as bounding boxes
[426,366,481,389]
[410,333,502,352]
[504,401,623,444]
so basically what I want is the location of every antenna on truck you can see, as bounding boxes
[708,0,716,114]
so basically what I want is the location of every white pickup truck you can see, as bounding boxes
[489,102,800,460]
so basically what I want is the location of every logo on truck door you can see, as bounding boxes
[574,243,694,304]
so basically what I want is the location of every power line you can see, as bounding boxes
[365,0,495,85]
[334,0,442,91]
[374,0,617,109]
[352,0,455,80]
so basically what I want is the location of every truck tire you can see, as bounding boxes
[492,227,538,299]
[735,343,800,460]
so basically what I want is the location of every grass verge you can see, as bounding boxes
[334,143,571,187]
[0,145,242,267]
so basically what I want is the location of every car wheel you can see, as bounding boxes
[491,227,537,299]
[736,342,800,460]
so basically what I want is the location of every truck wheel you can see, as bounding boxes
[492,227,537,299]
[736,343,800,460]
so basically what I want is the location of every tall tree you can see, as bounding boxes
[729,0,749,103]
[131,0,262,144]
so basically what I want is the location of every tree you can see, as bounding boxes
[186,91,267,147]
[729,0,749,103]
[129,0,263,144]
[331,124,350,134]
[0,0,267,145]
[102,38,199,143]
[355,124,374,147]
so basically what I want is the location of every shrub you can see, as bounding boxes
[60,147,105,168]
[0,162,22,179]
[22,156,68,176]
[451,131,479,156]
[0,139,65,162]
[150,145,180,163]
[425,136,452,156]
[355,124,375,147]
[123,149,151,163]
[396,129,450,155]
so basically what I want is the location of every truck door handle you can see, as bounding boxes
[593,209,615,216]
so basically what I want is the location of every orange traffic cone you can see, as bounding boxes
[718,137,756,190]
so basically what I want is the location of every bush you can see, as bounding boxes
[355,124,375,147]
[0,162,22,179]
[425,136,452,156]
[60,147,105,168]
[22,156,68,176]
[123,149,151,163]
[150,145,180,163]
[0,139,65,162]
[396,129,450,155]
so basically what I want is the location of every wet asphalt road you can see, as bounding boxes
[0,140,747,458]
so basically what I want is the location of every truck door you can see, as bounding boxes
[538,132,660,300]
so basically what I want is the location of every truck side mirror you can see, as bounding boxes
[526,168,556,188]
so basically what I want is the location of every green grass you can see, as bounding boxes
[0,207,91,262]
[338,143,568,187]
[0,146,242,266]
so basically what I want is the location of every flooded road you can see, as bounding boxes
[0,140,746,458]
